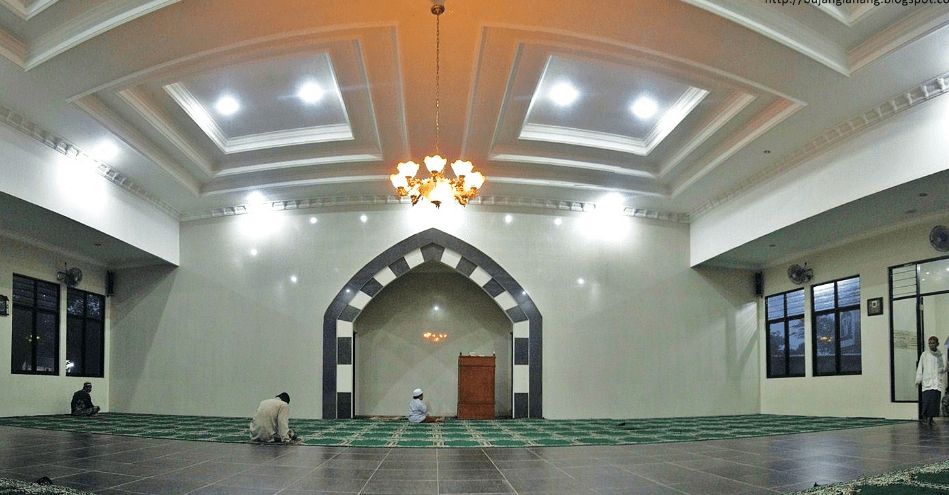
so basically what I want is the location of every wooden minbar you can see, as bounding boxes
[457,354,495,419]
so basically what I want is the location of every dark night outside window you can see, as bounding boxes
[66,287,105,377]
[812,276,861,376]
[766,289,805,378]
[11,274,59,375]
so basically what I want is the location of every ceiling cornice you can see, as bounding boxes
[690,71,949,220]
[0,103,180,220]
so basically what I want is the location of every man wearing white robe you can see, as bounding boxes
[249,392,295,442]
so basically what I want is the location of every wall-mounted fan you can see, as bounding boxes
[787,263,813,285]
[57,265,83,287]
[930,225,949,252]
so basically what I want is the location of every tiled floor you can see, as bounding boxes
[0,421,946,494]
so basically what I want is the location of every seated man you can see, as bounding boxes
[249,392,298,443]
[407,388,443,423]
[70,382,100,416]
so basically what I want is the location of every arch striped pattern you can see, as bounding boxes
[322,228,542,419]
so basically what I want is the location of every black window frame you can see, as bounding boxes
[66,287,105,378]
[766,288,806,378]
[811,275,862,376]
[11,274,60,375]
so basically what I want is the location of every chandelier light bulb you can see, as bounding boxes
[387,1,485,208]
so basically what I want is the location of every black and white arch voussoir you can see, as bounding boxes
[322,228,542,419]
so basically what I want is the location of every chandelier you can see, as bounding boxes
[390,1,485,208]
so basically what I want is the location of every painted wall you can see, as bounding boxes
[354,270,513,418]
[0,124,180,265]
[690,93,949,266]
[758,215,949,420]
[0,236,110,416]
[108,205,760,420]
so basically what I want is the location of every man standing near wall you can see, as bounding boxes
[916,336,946,425]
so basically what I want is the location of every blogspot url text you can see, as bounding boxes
[766,0,947,6]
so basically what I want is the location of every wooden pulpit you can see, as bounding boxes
[457,354,495,419]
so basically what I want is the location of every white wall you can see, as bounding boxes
[691,93,949,266]
[108,205,760,420]
[0,124,180,266]
[0,235,110,416]
[758,216,949,420]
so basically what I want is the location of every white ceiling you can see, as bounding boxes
[1,0,949,268]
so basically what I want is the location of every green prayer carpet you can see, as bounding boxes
[0,413,906,448]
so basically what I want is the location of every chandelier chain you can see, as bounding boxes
[434,8,441,156]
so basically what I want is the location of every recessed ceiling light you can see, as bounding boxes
[309,217,317,224]
[554,218,562,226]
[548,82,579,107]
[250,248,258,256]
[630,97,658,119]
[504,214,513,224]
[247,191,265,204]
[215,95,240,116]
[360,214,368,223]
[297,82,325,104]
[290,275,298,283]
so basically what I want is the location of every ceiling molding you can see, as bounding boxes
[491,154,656,179]
[657,91,756,178]
[72,94,202,196]
[0,29,26,66]
[849,5,949,73]
[679,0,850,75]
[178,194,688,224]
[690,71,949,220]
[813,3,876,27]
[211,154,381,178]
[0,0,59,20]
[671,98,804,197]
[0,103,180,220]
[26,0,182,70]
[117,87,215,178]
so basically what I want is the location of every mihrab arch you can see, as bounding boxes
[322,228,542,419]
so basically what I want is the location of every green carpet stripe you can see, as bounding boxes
[0,413,908,449]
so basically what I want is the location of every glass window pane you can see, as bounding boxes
[35,312,57,372]
[85,322,103,377]
[86,294,103,320]
[919,258,949,294]
[766,295,784,321]
[788,318,805,376]
[840,309,861,373]
[787,289,805,316]
[813,283,835,312]
[12,275,34,306]
[66,318,83,375]
[769,322,786,377]
[12,310,33,372]
[838,277,860,307]
[67,289,84,316]
[815,313,837,374]
[36,281,58,312]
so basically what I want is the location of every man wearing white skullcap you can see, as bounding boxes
[407,388,443,423]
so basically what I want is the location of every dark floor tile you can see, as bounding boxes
[110,477,209,495]
[54,470,143,490]
[371,468,438,480]
[360,479,438,494]
[438,479,514,494]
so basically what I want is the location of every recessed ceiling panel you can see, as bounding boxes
[165,51,352,154]
[522,54,708,156]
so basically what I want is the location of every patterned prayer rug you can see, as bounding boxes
[787,460,949,494]
[0,414,907,448]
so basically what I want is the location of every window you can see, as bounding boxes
[766,289,805,378]
[812,276,861,376]
[66,288,105,377]
[11,274,59,374]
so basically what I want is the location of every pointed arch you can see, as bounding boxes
[322,228,542,419]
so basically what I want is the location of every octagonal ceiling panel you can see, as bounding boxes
[70,24,404,197]
[164,51,351,154]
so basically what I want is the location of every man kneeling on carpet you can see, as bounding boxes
[408,388,443,423]
[70,382,100,416]
[916,336,947,425]
[249,392,298,443]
